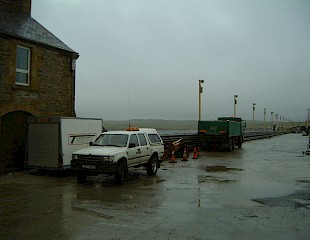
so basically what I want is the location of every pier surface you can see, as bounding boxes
[1,134,309,240]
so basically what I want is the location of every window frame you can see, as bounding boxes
[15,45,31,86]
[137,133,147,146]
[148,134,162,143]
[129,134,139,148]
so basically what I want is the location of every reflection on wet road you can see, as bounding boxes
[0,134,309,239]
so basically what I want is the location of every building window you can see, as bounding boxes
[16,46,30,86]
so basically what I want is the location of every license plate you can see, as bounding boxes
[82,164,96,170]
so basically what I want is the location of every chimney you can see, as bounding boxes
[0,0,32,15]
[20,0,31,15]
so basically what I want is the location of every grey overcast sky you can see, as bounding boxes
[31,0,310,121]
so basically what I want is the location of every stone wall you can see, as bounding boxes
[0,35,77,172]
[0,0,79,172]
[0,35,77,117]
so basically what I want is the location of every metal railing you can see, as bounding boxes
[161,131,284,146]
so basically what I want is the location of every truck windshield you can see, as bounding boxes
[93,134,128,147]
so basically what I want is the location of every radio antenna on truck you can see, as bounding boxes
[128,89,131,128]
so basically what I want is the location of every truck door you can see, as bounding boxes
[137,133,151,163]
[128,134,141,165]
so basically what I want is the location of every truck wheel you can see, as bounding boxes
[77,174,87,184]
[115,160,127,185]
[146,155,158,176]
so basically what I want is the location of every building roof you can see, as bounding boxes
[0,9,78,55]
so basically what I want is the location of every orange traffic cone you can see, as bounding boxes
[181,147,188,161]
[192,147,198,159]
[197,146,201,157]
[169,149,177,163]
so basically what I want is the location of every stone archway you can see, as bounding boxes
[1,111,33,172]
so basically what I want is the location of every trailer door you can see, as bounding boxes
[28,123,59,168]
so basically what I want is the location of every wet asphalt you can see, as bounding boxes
[0,134,309,240]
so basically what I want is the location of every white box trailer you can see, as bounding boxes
[27,116,103,170]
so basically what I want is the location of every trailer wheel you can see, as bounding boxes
[237,137,242,148]
[115,159,127,185]
[231,138,235,151]
[146,155,158,176]
[77,174,87,184]
[219,140,225,152]
[228,138,233,152]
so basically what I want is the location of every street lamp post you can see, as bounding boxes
[234,95,238,118]
[308,108,310,128]
[287,118,289,131]
[252,103,256,131]
[275,113,278,131]
[271,112,274,131]
[198,80,204,121]
[264,108,266,132]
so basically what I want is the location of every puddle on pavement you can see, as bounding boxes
[198,175,237,183]
[84,171,163,186]
[197,165,241,183]
[155,178,165,183]
[296,180,310,184]
[73,205,115,219]
[205,165,243,172]
[252,189,310,209]
[296,179,310,189]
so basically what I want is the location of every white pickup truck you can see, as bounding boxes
[71,128,164,185]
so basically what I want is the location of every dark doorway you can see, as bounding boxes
[1,111,33,172]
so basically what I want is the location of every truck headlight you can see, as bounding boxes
[102,156,114,162]
[72,154,79,160]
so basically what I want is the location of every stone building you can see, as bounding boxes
[0,0,79,172]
